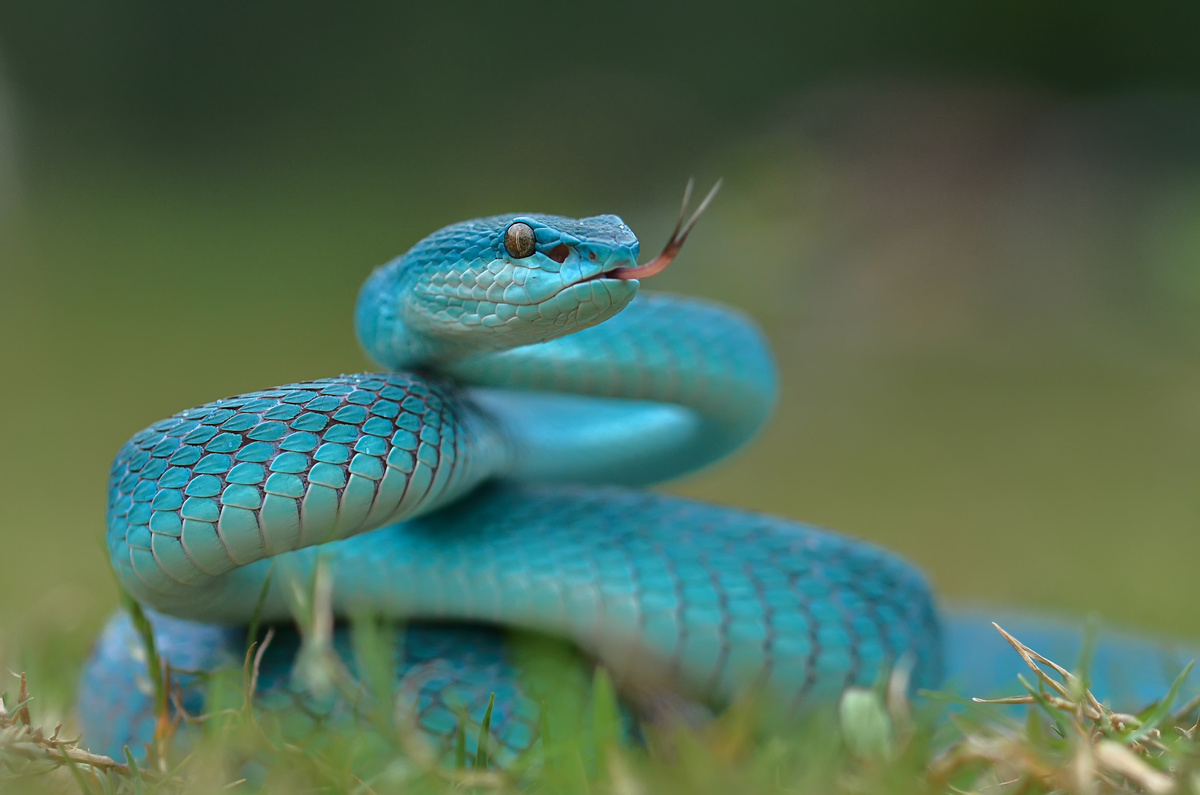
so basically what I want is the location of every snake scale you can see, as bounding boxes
[77,187,1197,765]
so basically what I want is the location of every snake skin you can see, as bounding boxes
[77,207,1196,768]
[105,372,504,619]
[80,613,570,763]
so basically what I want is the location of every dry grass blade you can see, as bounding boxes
[975,624,1107,721]
[0,673,133,778]
[1094,741,1174,794]
[945,623,1197,793]
[245,626,276,699]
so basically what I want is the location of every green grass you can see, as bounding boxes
[2,609,1198,795]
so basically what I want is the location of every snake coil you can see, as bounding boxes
[80,193,947,763]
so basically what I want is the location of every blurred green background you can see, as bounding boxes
[2,2,1200,656]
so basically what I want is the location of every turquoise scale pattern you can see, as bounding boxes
[444,294,777,484]
[80,483,943,761]
[106,373,501,613]
[316,484,944,711]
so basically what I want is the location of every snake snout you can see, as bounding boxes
[579,250,639,285]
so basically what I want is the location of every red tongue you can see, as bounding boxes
[609,178,722,280]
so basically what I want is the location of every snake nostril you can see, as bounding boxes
[548,244,569,264]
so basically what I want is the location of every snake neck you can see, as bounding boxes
[436,292,779,486]
[355,263,447,367]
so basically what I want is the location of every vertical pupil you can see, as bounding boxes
[506,223,535,258]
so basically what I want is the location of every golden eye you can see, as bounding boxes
[504,222,536,259]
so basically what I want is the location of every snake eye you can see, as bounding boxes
[504,222,536,259]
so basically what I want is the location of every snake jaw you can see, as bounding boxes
[609,178,722,281]
[576,255,638,286]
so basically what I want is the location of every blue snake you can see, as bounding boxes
[77,186,1198,764]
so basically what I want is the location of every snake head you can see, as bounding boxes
[357,213,643,368]
[357,182,718,369]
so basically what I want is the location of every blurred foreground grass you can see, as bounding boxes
[3,605,1200,795]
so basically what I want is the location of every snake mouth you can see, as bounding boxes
[563,178,721,289]
[553,272,632,301]
[577,271,625,286]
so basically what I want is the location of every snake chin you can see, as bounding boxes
[543,276,638,332]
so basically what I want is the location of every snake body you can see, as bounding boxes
[77,206,1192,764]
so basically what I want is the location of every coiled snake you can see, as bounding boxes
[77,185,1192,764]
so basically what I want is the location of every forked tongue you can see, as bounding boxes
[609,178,722,280]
